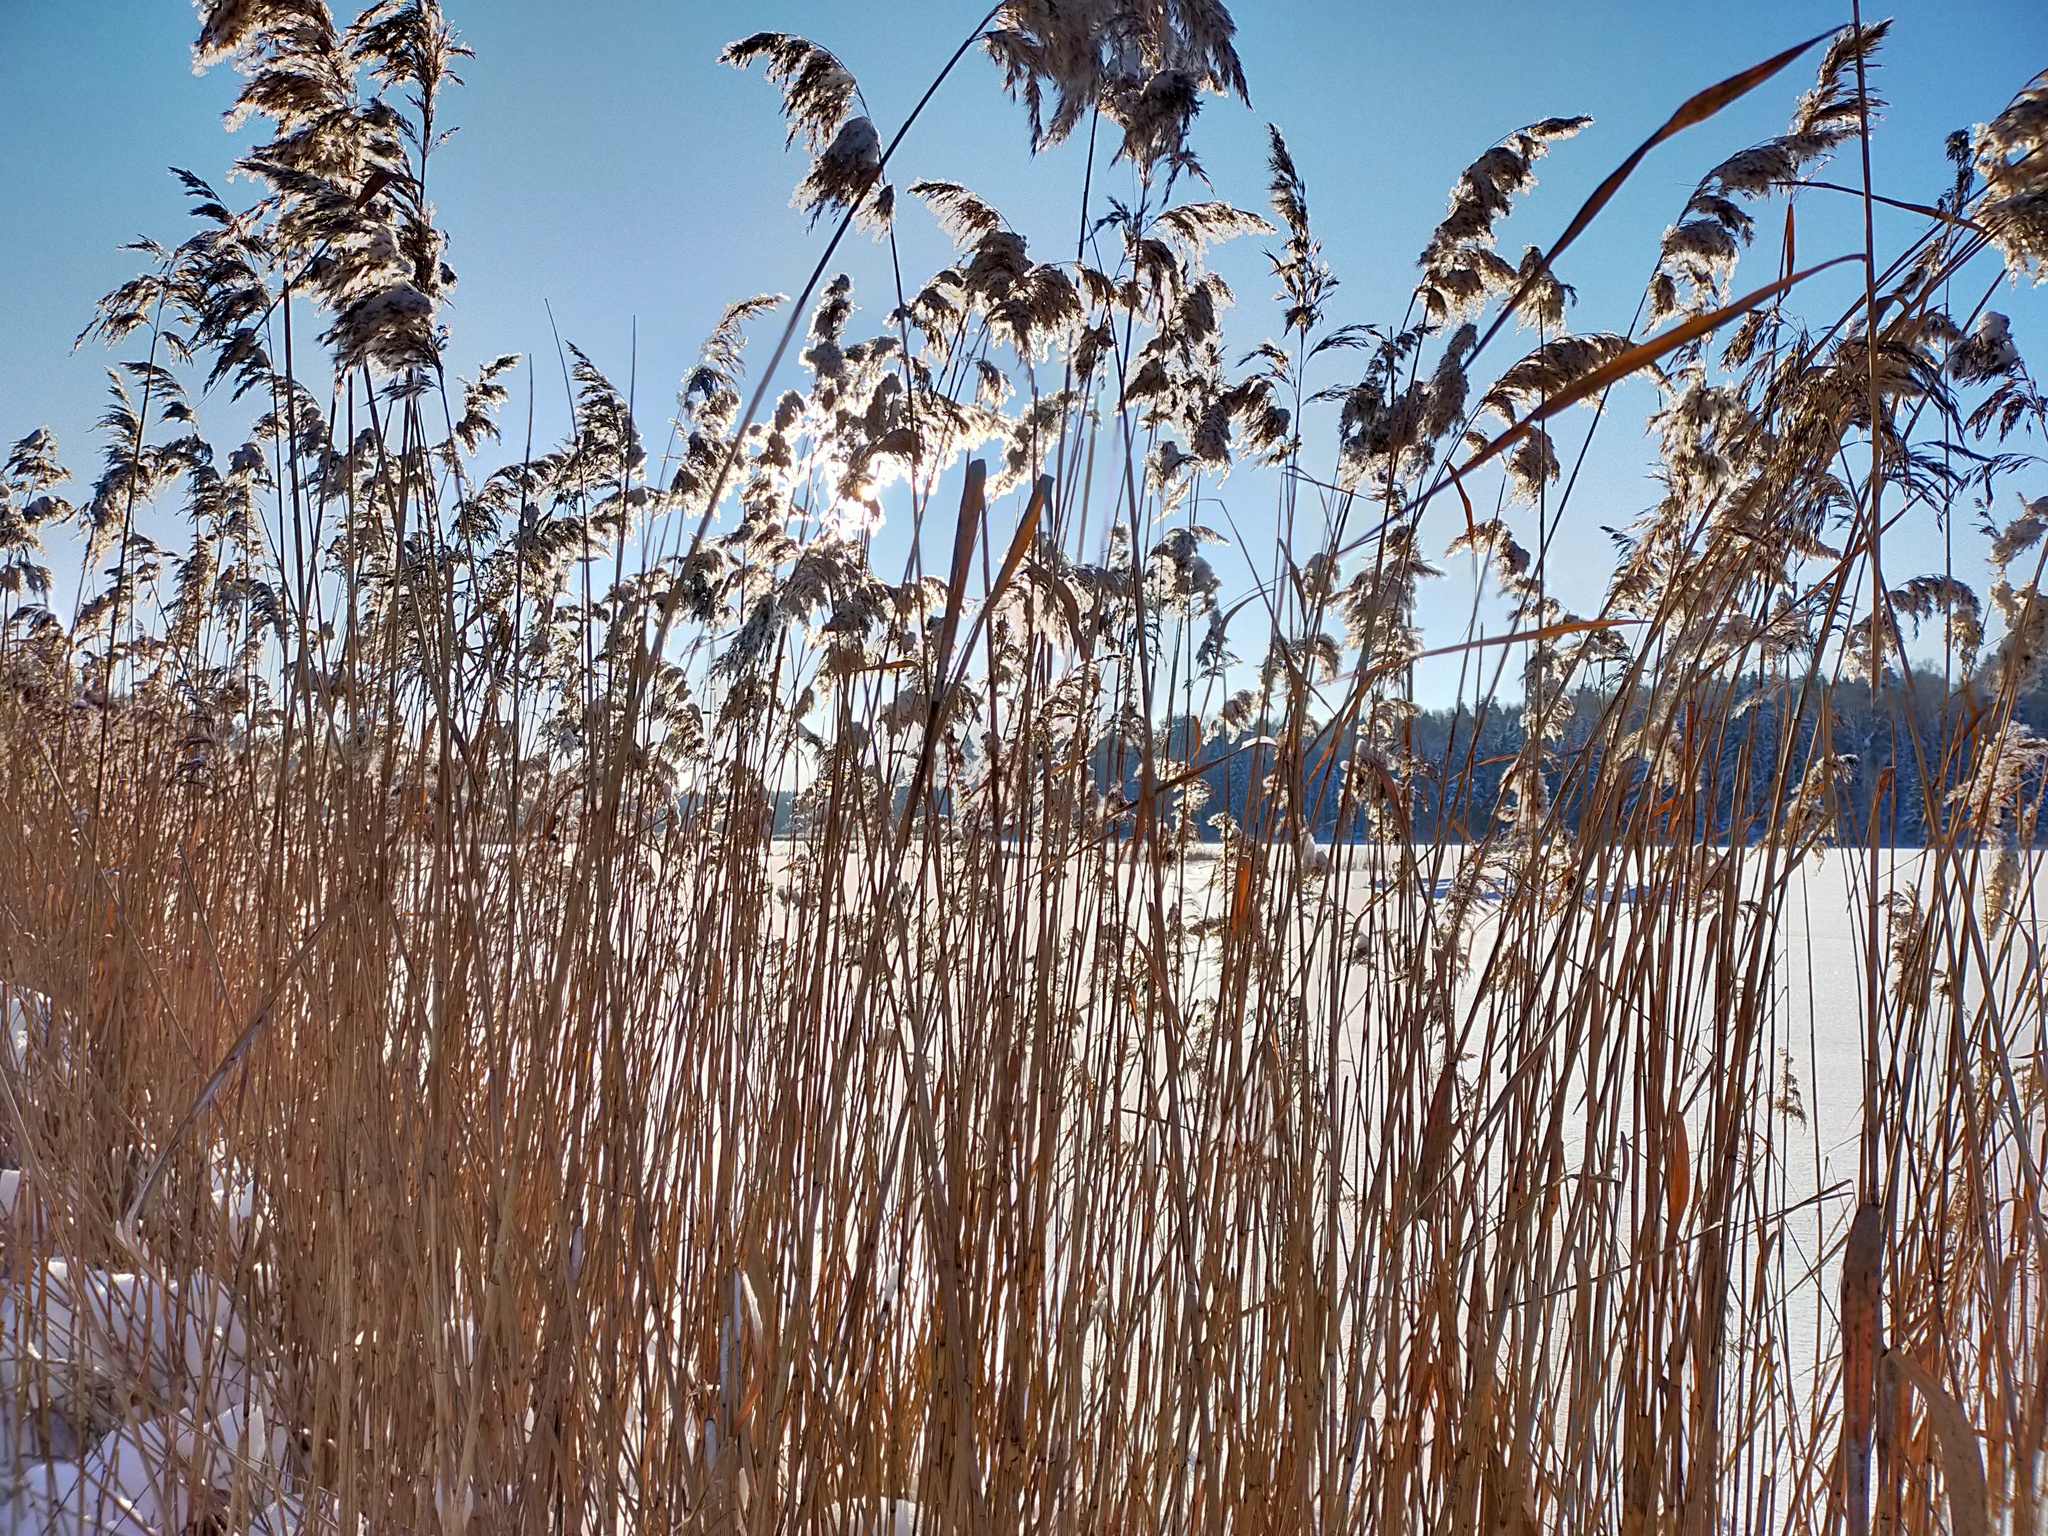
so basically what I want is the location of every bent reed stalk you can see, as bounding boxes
[0,4,2044,1534]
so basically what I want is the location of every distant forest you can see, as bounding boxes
[1170,668,2048,847]
[766,668,2048,849]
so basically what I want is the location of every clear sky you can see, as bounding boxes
[3,1,2044,700]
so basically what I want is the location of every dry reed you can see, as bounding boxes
[0,4,2043,1534]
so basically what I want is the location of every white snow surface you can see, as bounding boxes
[0,984,325,1536]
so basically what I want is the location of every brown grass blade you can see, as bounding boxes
[1450,256,1865,490]
[947,472,1052,693]
[1841,1201,1885,1536]
[1790,180,1993,234]
[896,459,988,857]
[932,458,988,688]
[1471,28,1841,366]
[1411,617,1646,664]
[1666,1113,1691,1226]
[1544,29,1840,267]
[1226,856,1256,945]
[1887,1351,1991,1536]
[987,475,1052,610]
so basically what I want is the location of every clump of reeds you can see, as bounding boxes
[0,3,2043,1533]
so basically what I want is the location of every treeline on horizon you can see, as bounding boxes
[1199,667,2048,846]
[786,665,2048,847]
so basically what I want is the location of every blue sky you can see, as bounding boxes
[2,1,2044,701]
